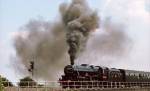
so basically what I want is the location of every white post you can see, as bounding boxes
[111,82,112,88]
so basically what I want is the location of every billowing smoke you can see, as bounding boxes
[13,19,68,80]
[90,22,130,56]
[13,0,99,80]
[59,0,99,65]
[77,20,131,66]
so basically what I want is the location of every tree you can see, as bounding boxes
[0,75,13,87]
[18,76,37,87]
[0,75,4,91]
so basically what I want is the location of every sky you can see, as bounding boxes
[0,0,150,82]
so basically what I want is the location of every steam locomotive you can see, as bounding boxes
[59,64,150,88]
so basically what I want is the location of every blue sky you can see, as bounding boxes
[0,0,150,82]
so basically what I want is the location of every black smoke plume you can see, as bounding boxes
[59,0,99,65]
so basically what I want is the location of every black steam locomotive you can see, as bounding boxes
[59,64,150,88]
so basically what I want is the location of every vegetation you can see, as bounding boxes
[0,75,13,91]
[0,75,13,87]
[0,76,4,91]
[18,76,37,87]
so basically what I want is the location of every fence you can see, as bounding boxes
[59,81,150,88]
[2,81,150,91]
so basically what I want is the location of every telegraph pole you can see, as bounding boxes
[31,61,34,78]
[28,61,34,79]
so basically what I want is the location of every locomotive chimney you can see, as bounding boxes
[70,55,75,65]
[68,44,76,65]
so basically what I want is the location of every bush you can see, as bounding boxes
[0,75,13,87]
[0,76,4,91]
[18,76,37,87]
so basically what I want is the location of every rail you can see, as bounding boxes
[2,81,150,90]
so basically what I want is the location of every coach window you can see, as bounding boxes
[129,73,131,76]
[142,74,145,78]
[146,74,148,78]
[142,74,145,77]
[143,74,145,78]
[128,73,130,76]
[132,73,134,76]
[130,73,132,76]
[135,73,138,76]
[128,73,131,76]
[139,74,142,78]
[133,73,135,76]
[146,74,147,77]
[142,74,144,77]
[143,74,145,77]
[145,74,147,78]
[141,74,143,77]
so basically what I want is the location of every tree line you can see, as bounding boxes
[0,75,40,87]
